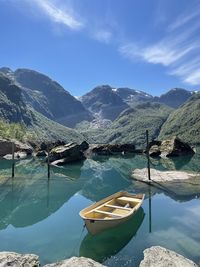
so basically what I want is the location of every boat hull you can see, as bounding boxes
[80,191,145,235]
[84,208,139,235]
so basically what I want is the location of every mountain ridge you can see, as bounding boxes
[0,67,93,128]
[0,66,199,146]
[0,72,84,143]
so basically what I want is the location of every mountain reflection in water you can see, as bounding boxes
[0,153,199,266]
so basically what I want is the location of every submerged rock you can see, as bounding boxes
[49,141,89,165]
[149,137,195,158]
[91,144,136,155]
[139,246,198,267]
[132,168,199,182]
[44,256,105,267]
[132,168,200,199]
[0,251,39,267]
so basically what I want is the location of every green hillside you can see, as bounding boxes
[159,92,200,145]
[0,120,26,141]
[79,102,172,147]
[24,109,84,143]
[0,72,84,144]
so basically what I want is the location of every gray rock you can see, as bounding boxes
[0,139,33,157]
[149,137,195,158]
[149,145,161,157]
[49,142,88,165]
[3,152,28,160]
[0,251,39,267]
[35,150,47,157]
[139,246,198,267]
[132,168,199,182]
[44,256,105,267]
[91,143,135,155]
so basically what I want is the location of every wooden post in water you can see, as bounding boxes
[146,130,151,181]
[47,144,50,179]
[148,186,152,233]
[11,142,15,178]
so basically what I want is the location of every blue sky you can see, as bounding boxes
[0,0,200,96]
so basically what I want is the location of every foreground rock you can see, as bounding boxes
[0,251,39,267]
[44,256,105,267]
[0,139,33,158]
[49,142,89,165]
[91,144,136,155]
[139,246,198,267]
[132,168,199,182]
[149,137,195,158]
[0,253,104,267]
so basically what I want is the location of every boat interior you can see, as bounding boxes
[83,196,142,220]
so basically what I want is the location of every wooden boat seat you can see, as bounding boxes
[105,204,132,211]
[117,196,141,203]
[94,209,123,218]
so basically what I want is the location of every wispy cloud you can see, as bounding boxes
[119,39,197,67]
[168,8,200,31]
[28,0,83,30]
[119,4,200,86]
[170,58,200,85]
[92,30,112,44]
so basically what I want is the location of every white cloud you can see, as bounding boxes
[170,58,200,85]
[119,5,200,86]
[119,39,198,67]
[28,0,83,30]
[92,30,112,44]
[168,8,200,31]
[184,69,200,85]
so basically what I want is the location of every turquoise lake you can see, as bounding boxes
[0,153,199,266]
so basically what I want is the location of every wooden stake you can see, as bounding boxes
[47,145,50,179]
[146,130,151,181]
[12,142,15,178]
[148,186,152,233]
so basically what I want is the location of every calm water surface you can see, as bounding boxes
[0,153,199,266]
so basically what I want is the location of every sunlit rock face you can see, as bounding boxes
[80,85,129,121]
[139,246,198,267]
[0,252,40,267]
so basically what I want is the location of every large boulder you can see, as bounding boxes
[91,144,136,155]
[139,246,198,267]
[44,256,105,267]
[149,137,195,157]
[49,141,89,165]
[0,138,33,157]
[0,251,39,267]
[39,140,66,151]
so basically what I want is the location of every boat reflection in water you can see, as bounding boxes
[79,207,145,263]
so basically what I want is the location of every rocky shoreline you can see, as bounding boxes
[0,137,196,166]
[0,246,198,267]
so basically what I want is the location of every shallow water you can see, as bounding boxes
[0,153,199,266]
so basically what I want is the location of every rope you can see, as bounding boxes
[69,223,86,257]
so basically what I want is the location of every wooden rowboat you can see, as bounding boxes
[79,191,145,235]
